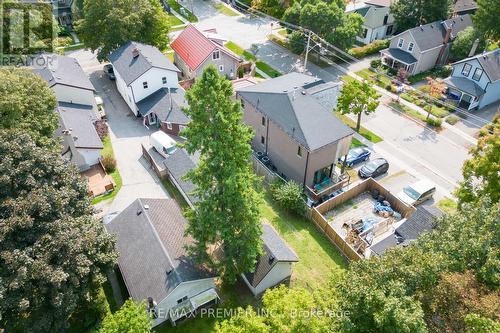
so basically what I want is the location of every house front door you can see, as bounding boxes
[148,113,156,125]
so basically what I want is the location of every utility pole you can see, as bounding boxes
[303,30,312,73]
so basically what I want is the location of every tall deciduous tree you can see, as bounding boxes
[77,0,170,61]
[98,300,152,333]
[182,66,263,283]
[0,131,117,332]
[391,0,452,32]
[473,0,500,40]
[451,27,484,60]
[456,117,499,205]
[337,80,380,131]
[0,68,58,148]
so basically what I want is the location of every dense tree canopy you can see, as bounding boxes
[451,27,485,60]
[473,0,500,40]
[77,0,170,61]
[0,131,117,332]
[98,300,152,333]
[390,0,452,32]
[337,79,380,131]
[282,0,363,50]
[0,68,58,148]
[456,117,499,205]
[182,66,263,283]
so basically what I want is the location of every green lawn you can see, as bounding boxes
[356,68,392,88]
[255,60,281,78]
[166,13,184,26]
[261,194,348,289]
[225,41,281,78]
[437,197,458,215]
[277,29,288,37]
[167,0,198,22]
[213,3,240,16]
[91,136,123,205]
[336,114,383,143]
[350,137,366,148]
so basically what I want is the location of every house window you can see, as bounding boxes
[240,99,245,108]
[166,122,172,130]
[297,146,302,157]
[407,42,414,52]
[213,50,220,60]
[261,116,266,126]
[219,65,224,72]
[360,28,368,38]
[397,38,404,48]
[162,77,167,84]
[177,296,188,304]
[261,136,265,145]
[472,68,483,81]
[143,81,148,89]
[462,63,472,76]
[383,14,388,25]
[386,25,393,36]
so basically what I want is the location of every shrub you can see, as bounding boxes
[370,59,382,68]
[445,115,460,125]
[426,117,442,127]
[101,155,116,173]
[289,31,305,54]
[348,39,390,58]
[270,179,305,215]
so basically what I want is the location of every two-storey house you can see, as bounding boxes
[347,0,395,45]
[444,49,500,110]
[171,25,242,80]
[109,42,190,136]
[236,73,354,198]
[380,14,473,75]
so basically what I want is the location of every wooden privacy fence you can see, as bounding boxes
[307,178,416,261]
[251,155,281,185]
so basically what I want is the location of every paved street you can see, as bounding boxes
[68,49,169,214]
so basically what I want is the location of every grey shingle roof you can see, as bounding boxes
[105,198,214,303]
[381,48,418,64]
[453,49,500,83]
[444,76,486,97]
[57,102,103,149]
[109,41,180,86]
[163,149,200,205]
[236,72,353,151]
[406,14,472,51]
[33,54,95,91]
[244,224,298,288]
[136,88,190,124]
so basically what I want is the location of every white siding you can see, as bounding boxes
[129,67,179,103]
[52,84,96,108]
[153,278,216,327]
[242,262,294,296]
[114,69,137,115]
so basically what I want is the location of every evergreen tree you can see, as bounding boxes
[182,66,263,283]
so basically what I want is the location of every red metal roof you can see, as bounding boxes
[170,25,240,71]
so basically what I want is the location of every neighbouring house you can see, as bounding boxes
[34,54,97,111]
[452,0,478,16]
[105,198,219,327]
[34,54,104,171]
[443,49,500,110]
[370,205,443,256]
[56,102,103,171]
[51,0,75,26]
[380,14,473,75]
[242,223,299,296]
[109,41,182,126]
[171,25,242,80]
[236,73,354,200]
[346,0,395,45]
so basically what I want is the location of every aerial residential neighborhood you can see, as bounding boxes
[0,0,498,332]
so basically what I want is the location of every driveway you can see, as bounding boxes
[69,49,169,214]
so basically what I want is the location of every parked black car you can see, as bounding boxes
[358,158,389,178]
[103,64,115,80]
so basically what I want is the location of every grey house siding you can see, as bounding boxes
[175,51,239,80]
[480,80,500,108]
[242,101,350,187]
[415,46,444,73]
[173,52,193,79]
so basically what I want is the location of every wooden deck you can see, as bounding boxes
[82,164,114,197]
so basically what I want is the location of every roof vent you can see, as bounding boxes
[268,255,275,265]
[301,90,306,95]
[136,209,142,216]
[166,269,173,275]
[144,204,150,210]
[132,48,140,58]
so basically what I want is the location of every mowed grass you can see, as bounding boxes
[260,193,347,290]
[437,197,458,215]
[91,136,123,205]
[214,3,240,16]
[166,14,184,26]
[225,41,281,78]
[336,114,383,143]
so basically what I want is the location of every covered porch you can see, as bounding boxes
[305,164,350,202]
[443,76,483,110]
[380,48,417,75]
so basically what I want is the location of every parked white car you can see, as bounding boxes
[95,96,106,119]
[397,180,436,206]
[150,131,177,158]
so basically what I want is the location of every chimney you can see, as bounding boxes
[132,47,140,58]
[168,87,173,111]
[468,38,480,57]
[436,22,454,66]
